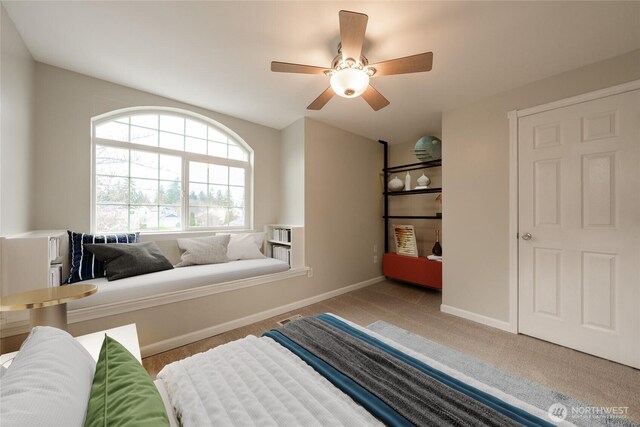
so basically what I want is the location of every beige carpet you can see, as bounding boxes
[143,279,640,423]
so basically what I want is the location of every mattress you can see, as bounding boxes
[68,258,290,309]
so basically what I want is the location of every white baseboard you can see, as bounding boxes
[141,275,384,357]
[440,304,517,333]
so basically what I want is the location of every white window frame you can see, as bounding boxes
[90,106,254,234]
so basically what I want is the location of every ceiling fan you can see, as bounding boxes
[271,10,433,111]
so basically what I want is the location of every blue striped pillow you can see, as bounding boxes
[66,231,139,283]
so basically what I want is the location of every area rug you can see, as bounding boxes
[367,321,637,427]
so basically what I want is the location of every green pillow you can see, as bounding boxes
[84,335,170,427]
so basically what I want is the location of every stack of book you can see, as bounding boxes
[48,236,63,286]
[272,244,291,266]
[271,228,292,243]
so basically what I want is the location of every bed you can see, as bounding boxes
[1,314,560,427]
[154,314,555,427]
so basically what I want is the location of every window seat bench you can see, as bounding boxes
[68,258,291,310]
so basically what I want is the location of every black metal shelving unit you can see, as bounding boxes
[379,140,442,252]
[384,188,442,196]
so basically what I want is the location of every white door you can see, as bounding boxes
[518,89,640,368]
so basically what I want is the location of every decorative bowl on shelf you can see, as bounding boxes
[413,136,442,161]
[388,176,404,192]
[414,173,430,189]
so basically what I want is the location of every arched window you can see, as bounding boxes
[91,108,252,233]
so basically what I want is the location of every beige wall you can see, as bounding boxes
[303,118,383,292]
[32,63,281,232]
[442,49,640,323]
[279,118,304,225]
[0,5,35,234]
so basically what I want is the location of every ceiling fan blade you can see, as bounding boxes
[339,10,368,62]
[368,52,433,76]
[271,61,329,75]
[307,87,335,110]
[361,85,390,111]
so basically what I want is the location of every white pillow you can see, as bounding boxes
[0,326,96,427]
[225,232,266,260]
[175,235,230,267]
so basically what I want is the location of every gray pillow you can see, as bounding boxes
[175,235,230,267]
[84,241,174,281]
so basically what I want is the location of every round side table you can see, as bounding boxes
[0,284,97,330]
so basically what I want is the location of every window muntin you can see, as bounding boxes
[93,110,251,233]
[95,114,249,160]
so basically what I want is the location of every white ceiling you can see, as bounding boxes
[3,1,639,144]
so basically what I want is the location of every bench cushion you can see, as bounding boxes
[68,258,290,310]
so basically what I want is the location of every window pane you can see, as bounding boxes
[96,121,129,142]
[130,114,158,129]
[96,176,129,204]
[209,185,229,206]
[160,115,184,134]
[209,165,228,185]
[159,206,181,230]
[159,131,184,151]
[131,178,158,205]
[189,206,207,227]
[185,137,207,155]
[186,119,207,139]
[114,116,129,125]
[208,127,227,144]
[96,205,129,232]
[96,145,129,176]
[130,126,158,147]
[208,141,227,158]
[229,167,244,186]
[159,180,181,205]
[189,161,208,183]
[228,208,244,226]
[229,186,244,207]
[208,207,227,227]
[188,183,208,206]
[130,206,158,231]
[228,143,248,161]
[159,155,181,181]
[130,151,158,179]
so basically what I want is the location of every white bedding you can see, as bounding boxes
[68,258,290,309]
[157,334,382,427]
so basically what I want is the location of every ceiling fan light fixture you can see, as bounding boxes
[330,66,369,98]
[271,10,432,111]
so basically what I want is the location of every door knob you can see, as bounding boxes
[521,232,532,241]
